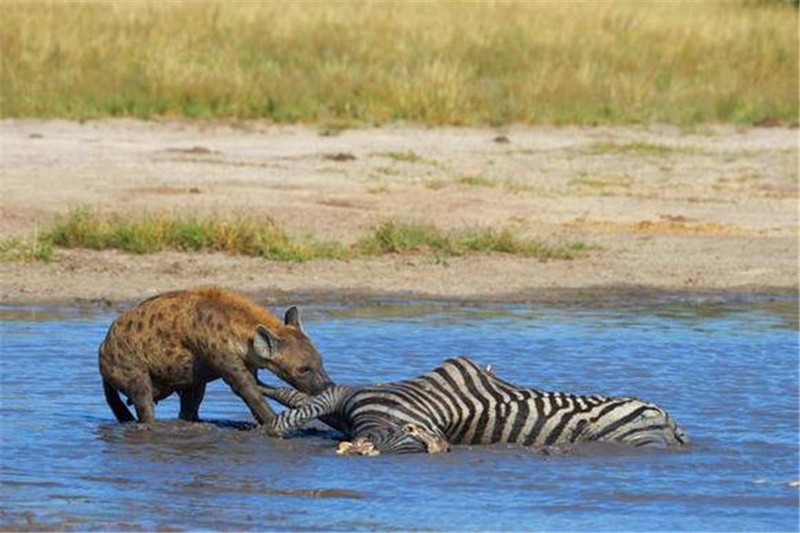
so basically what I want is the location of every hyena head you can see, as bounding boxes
[250,306,332,394]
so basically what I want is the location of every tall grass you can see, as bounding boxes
[1,2,796,125]
[1,209,585,262]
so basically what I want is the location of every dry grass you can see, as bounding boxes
[1,2,796,125]
[564,216,753,236]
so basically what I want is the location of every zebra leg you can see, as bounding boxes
[257,384,311,408]
[262,385,349,437]
[254,371,311,408]
[259,382,349,434]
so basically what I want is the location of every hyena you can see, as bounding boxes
[99,287,331,430]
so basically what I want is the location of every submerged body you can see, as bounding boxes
[261,356,688,455]
[99,287,331,426]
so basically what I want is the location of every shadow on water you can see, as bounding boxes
[0,294,797,531]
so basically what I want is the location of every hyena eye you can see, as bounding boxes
[298,366,312,375]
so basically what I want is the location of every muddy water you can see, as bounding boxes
[1,298,797,531]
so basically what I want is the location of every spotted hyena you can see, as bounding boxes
[99,287,331,430]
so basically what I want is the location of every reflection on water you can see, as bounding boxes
[0,296,798,531]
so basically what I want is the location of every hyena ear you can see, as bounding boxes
[284,306,303,330]
[253,325,277,361]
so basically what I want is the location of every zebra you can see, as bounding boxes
[259,356,688,455]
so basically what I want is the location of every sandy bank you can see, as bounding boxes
[1,120,796,306]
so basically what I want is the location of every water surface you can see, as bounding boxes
[1,298,798,531]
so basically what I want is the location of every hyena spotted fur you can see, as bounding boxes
[99,287,331,430]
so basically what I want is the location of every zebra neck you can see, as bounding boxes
[319,385,356,434]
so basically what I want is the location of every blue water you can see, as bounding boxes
[1,298,798,531]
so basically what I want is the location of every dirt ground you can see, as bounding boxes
[0,119,797,306]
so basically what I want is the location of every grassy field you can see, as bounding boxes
[1,2,796,125]
[0,208,585,263]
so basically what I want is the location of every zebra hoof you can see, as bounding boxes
[336,438,380,456]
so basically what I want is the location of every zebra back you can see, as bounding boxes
[342,356,687,449]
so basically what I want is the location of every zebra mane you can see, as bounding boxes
[440,356,483,372]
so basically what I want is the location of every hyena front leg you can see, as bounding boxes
[178,382,206,422]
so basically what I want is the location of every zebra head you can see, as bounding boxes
[338,424,451,456]
[401,423,451,454]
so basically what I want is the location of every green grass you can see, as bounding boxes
[46,208,344,261]
[357,220,585,260]
[0,234,54,263]
[455,175,532,192]
[456,175,498,188]
[587,141,706,156]
[378,151,425,164]
[570,173,634,189]
[1,2,796,125]
[374,166,401,177]
[3,209,586,262]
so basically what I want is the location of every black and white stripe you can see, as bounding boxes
[262,356,688,454]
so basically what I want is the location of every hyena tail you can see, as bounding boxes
[103,379,136,423]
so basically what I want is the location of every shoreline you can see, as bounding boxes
[1,120,796,309]
[1,277,796,310]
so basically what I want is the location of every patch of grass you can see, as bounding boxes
[9,209,587,263]
[378,151,425,164]
[424,180,449,191]
[377,152,446,170]
[456,175,498,188]
[455,175,532,193]
[374,166,401,177]
[357,221,450,255]
[465,229,588,259]
[570,173,634,189]
[356,220,585,260]
[587,141,705,156]
[0,234,54,262]
[46,207,345,261]
[366,182,392,194]
[3,3,794,125]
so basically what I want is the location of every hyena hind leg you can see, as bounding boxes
[126,376,156,423]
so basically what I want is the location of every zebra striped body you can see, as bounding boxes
[262,356,688,455]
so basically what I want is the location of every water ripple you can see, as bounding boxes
[0,299,797,531]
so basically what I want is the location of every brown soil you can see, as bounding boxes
[1,119,797,305]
